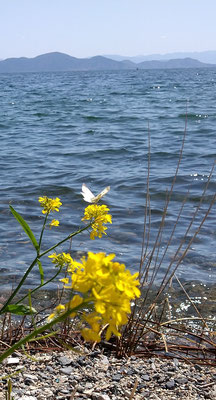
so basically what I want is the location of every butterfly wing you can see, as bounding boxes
[94,186,110,203]
[81,183,95,203]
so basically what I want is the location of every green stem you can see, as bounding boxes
[16,267,63,304]
[0,301,87,363]
[0,223,92,315]
[0,257,38,315]
[38,223,92,258]
[38,212,49,251]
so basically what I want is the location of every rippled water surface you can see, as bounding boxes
[0,69,215,290]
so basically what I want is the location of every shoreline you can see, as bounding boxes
[0,348,215,400]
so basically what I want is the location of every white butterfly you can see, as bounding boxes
[81,183,110,203]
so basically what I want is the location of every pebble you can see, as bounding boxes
[6,357,20,365]
[166,379,176,389]
[141,374,151,381]
[94,395,111,400]
[0,349,215,400]
[59,366,73,375]
[58,356,72,366]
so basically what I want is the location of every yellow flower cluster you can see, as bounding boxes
[49,219,60,228]
[38,196,62,215]
[82,204,112,240]
[49,252,140,342]
[49,252,80,272]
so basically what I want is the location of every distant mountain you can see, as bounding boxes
[0,52,214,73]
[0,52,133,73]
[105,50,216,64]
[137,57,212,69]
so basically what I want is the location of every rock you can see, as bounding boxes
[19,397,37,400]
[38,372,49,379]
[24,377,37,386]
[138,383,146,390]
[141,374,151,381]
[46,365,54,373]
[99,355,110,371]
[152,373,160,380]
[158,376,166,383]
[77,356,87,366]
[58,356,72,366]
[173,358,179,368]
[194,364,203,371]
[58,388,70,394]
[151,362,157,371]
[23,374,38,381]
[93,394,111,400]
[141,391,150,398]
[175,377,188,384]
[166,379,176,389]
[112,373,122,381]
[90,351,101,357]
[59,366,73,375]
[85,382,93,389]
[126,368,136,375]
[6,357,20,365]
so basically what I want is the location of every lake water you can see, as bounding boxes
[0,69,215,291]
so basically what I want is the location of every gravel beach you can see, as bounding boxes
[0,349,215,400]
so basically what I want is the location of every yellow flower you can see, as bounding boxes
[82,204,112,240]
[49,219,59,228]
[49,252,73,269]
[48,303,65,321]
[49,251,140,342]
[38,196,62,215]
[81,327,101,342]
[48,295,83,321]
[67,295,83,317]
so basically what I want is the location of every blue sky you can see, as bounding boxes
[1,0,216,59]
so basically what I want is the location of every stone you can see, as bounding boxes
[141,374,151,381]
[126,368,136,376]
[46,365,54,373]
[38,372,49,379]
[175,377,188,384]
[173,358,179,368]
[59,366,73,375]
[194,364,203,371]
[19,397,38,400]
[93,395,111,400]
[77,356,87,366]
[166,379,176,389]
[112,373,122,381]
[158,376,166,383]
[58,388,70,394]
[58,356,72,366]
[6,357,20,365]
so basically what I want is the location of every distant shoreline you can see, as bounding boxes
[0,51,216,73]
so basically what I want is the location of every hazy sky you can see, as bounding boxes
[1,0,216,59]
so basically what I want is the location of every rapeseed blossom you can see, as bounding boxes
[48,295,83,321]
[49,219,59,228]
[49,251,140,342]
[38,196,62,215]
[48,252,79,272]
[82,204,112,239]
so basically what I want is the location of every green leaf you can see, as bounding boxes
[9,205,39,252]
[3,304,37,315]
[37,259,44,285]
